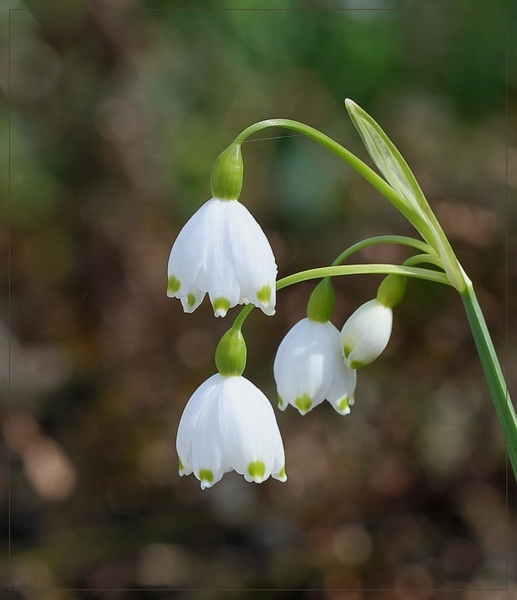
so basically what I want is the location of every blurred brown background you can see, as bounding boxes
[1,2,516,599]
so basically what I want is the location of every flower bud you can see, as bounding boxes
[341,299,392,369]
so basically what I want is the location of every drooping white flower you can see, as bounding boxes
[274,318,356,416]
[167,198,277,317]
[341,298,393,369]
[176,373,286,489]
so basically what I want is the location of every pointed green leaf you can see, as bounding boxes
[345,99,428,214]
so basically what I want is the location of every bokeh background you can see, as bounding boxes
[1,2,516,599]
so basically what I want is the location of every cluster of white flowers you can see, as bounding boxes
[167,194,396,489]
[163,99,501,489]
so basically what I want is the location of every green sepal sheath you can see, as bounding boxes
[210,143,244,200]
[306,278,335,322]
[215,327,247,377]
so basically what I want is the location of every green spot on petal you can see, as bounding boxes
[257,284,271,304]
[349,359,366,369]
[343,343,353,359]
[199,468,214,483]
[295,393,312,413]
[279,466,286,479]
[187,293,196,307]
[213,297,231,316]
[247,460,266,480]
[339,398,350,412]
[178,456,185,472]
[278,395,284,408]
[167,275,181,294]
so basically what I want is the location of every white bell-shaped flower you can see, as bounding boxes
[274,318,356,416]
[167,198,277,317]
[341,298,393,369]
[176,373,286,489]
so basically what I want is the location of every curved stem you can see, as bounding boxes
[234,119,436,245]
[277,264,451,290]
[231,304,254,331]
[403,253,445,270]
[331,235,438,267]
[231,263,450,333]
[461,283,517,479]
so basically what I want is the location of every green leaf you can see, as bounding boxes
[345,99,429,215]
[345,100,467,293]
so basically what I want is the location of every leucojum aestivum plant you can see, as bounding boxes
[167,99,517,489]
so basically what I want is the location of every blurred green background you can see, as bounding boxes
[2,2,516,599]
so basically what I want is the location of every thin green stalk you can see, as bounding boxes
[231,263,450,333]
[234,119,436,245]
[277,263,450,290]
[231,303,254,330]
[403,253,444,270]
[461,283,517,479]
[331,235,438,267]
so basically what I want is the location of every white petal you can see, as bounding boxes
[176,374,221,476]
[223,201,277,315]
[327,365,356,415]
[341,299,393,368]
[201,202,241,315]
[179,284,205,314]
[218,376,285,483]
[274,319,313,408]
[190,380,230,489]
[167,199,218,297]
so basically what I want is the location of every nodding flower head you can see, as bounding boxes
[274,318,356,416]
[176,374,286,489]
[340,299,393,369]
[167,197,277,317]
[340,275,405,369]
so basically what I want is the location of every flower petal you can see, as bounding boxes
[223,200,277,315]
[327,364,356,415]
[176,374,221,476]
[167,199,218,298]
[190,383,229,489]
[180,284,205,314]
[217,377,285,483]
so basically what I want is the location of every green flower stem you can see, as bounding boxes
[402,253,445,270]
[331,235,438,267]
[277,263,450,290]
[231,304,255,331]
[461,283,517,479]
[231,263,449,333]
[234,120,436,245]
